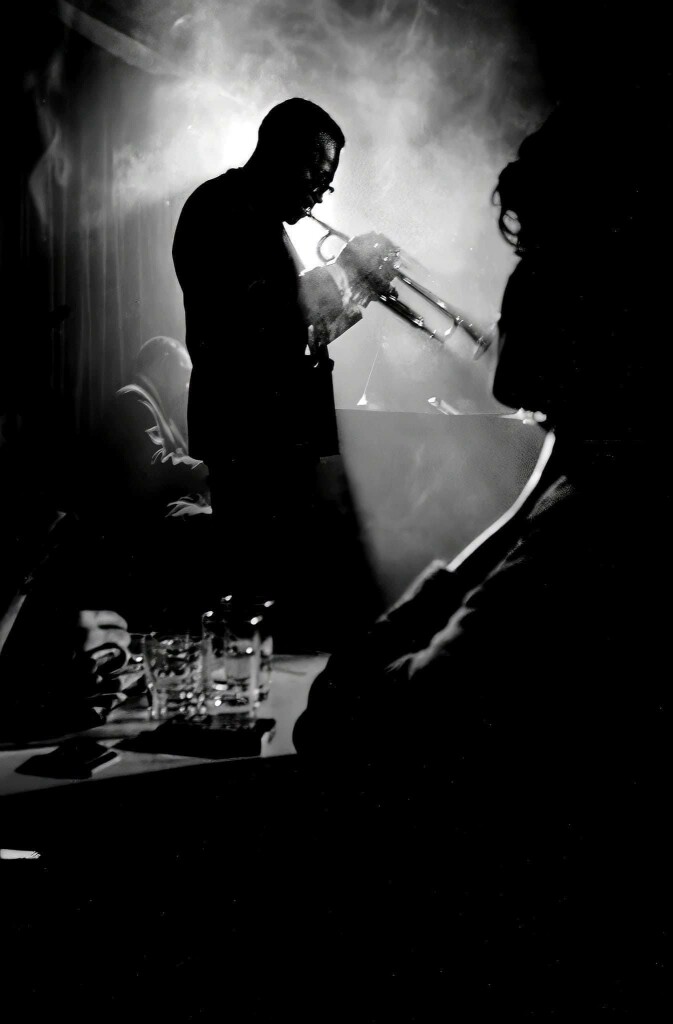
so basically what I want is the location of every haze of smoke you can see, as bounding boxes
[69,0,549,408]
[113,2,544,294]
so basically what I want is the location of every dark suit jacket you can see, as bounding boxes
[172,168,339,466]
[294,441,667,808]
[292,442,669,1007]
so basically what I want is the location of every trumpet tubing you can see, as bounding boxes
[307,213,492,357]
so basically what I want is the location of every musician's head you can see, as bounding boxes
[491,102,651,441]
[250,98,344,224]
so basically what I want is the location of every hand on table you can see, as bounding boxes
[73,610,132,716]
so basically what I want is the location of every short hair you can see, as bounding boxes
[135,336,189,378]
[257,98,345,152]
[492,100,643,257]
[492,112,566,256]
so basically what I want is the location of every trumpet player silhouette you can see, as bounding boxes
[172,98,396,597]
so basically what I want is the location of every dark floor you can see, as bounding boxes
[2,756,667,1021]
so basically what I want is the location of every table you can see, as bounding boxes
[0,654,327,850]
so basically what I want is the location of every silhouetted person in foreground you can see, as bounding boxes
[293,92,669,1015]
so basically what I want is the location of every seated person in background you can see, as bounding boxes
[80,335,215,628]
[1,412,131,740]
[89,335,209,526]
[293,92,668,1011]
[118,335,195,469]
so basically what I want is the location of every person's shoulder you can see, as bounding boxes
[182,169,244,211]
[519,475,585,553]
[115,381,157,415]
[529,475,576,520]
[519,472,620,575]
[174,170,251,245]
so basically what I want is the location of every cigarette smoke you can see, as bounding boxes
[66,0,549,410]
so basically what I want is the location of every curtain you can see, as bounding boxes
[26,28,185,443]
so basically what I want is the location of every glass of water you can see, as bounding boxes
[202,596,272,728]
[250,598,274,704]
[142,633,205,722]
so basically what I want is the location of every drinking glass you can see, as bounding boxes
[142,633,205,721]
[252,599,275,704]
[201,596,274,727]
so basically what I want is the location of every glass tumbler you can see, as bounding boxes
[142,633,205,722]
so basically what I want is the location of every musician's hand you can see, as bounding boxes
[337,232,400,305]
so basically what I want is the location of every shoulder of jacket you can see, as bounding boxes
[181,171,237,209]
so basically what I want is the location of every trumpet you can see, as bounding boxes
[307,212,494,359]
